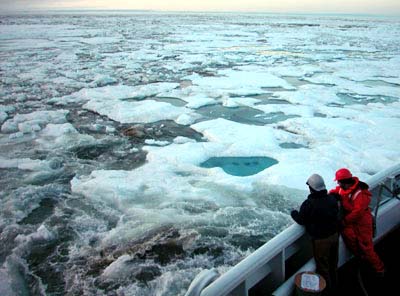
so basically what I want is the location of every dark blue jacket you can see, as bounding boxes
[291,190,339,239]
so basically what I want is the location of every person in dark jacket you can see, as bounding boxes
[291,174,339,295]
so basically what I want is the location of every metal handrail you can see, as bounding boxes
[185,223,307,296]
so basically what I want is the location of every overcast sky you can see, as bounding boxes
[0,0,399,15]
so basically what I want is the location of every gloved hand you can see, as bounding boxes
[291,210,299,220]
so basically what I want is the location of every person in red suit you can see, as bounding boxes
[330,168,385,276]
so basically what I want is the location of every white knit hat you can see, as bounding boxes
[306,174,326,191]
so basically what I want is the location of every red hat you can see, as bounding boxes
[334,168,352,181]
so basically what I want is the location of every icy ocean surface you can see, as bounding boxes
[0,11,400,295]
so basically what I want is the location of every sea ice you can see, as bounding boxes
[84,99,197,124]
[185,67,295,96]
[36,123,97,149]
[1,12,400,296]
[0,111,7,124]
[1,110,69,134]
[0,157,55,171]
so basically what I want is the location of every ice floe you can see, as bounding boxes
[1,110,69,134]
[36,123,96,149]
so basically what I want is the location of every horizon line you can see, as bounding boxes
[0,8,399,17]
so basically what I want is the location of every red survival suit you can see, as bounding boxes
[330,177,384,273]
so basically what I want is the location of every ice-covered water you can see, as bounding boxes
[0,11,399,296]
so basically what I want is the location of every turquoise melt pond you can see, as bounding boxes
[200,156,278,177]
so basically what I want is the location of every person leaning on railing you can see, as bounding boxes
[329,168,385,277]
[291,174,340,296]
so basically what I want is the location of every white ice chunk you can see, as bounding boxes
[181,95,217,109]
[1,121,18,133]
[8,132,24,139]
[186,68,295,96]
[129,147,139,153]
[81,37,122,45]
[36,123,96,149]
[90,75,118,87]
[0,105,15,113]
[145,139,170,146]
[0,111,7,124]
[274,85,343,106]
[50,83,179,105]
[192,118,279,155]
[173,136,197,144]
[1,110,69,134]
[84,99,195,124]
[254,104,314,118]
[175,112,202,125]
[268,114,400,189]
[305,74,399,98]
[321,59,400,84]
[270,64,322,78]
[101,254,132,279]
[17,122,42,134]
[0,157,55,171]
[62,83,201,124]
[106,126,116,133]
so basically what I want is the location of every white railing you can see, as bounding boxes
[185,163,400,296]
